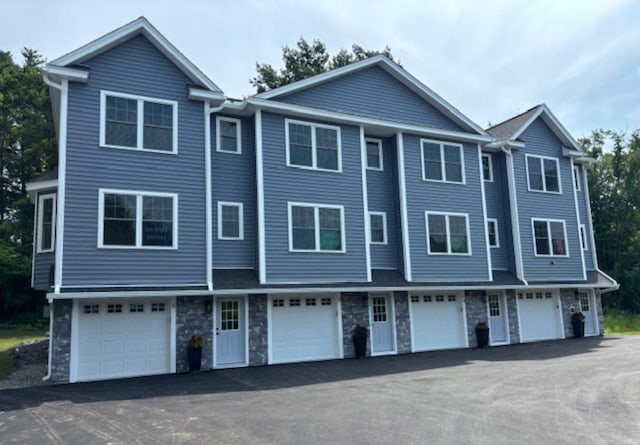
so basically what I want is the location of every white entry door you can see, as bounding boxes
[370,295,395,354]
[487,293,508,344]
[215,297,246,366]
[579,291,597,336]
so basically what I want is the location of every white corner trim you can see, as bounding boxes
[570,158,587,280]
[204,102,213,291]
[478,144,493,281]
[396,132,412,281]
[360,127,372,281]
[54,79,69,294]
[504,149,526,285]
[69,299,79,382]
[582,167,598,270]
[170,296,177,373]
[255,109,267,284]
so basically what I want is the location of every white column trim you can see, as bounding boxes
[255,109,267,284]
[504,149,526,284]
[170,296,177,373]
[478,144,493,281]
[204,102,213,290]
[54,79,69,294]
[360,127,372,282]
[396,132,412,281]
[582,166,598,269]
[570,159,587,280]
[69,298,79,383]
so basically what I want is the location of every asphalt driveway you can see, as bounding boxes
[1,336,639,445]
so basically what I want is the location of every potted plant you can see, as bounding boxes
[352,324,368,358]
[187,334,203,372]
[475,321,490,348]
[571,311,586,338]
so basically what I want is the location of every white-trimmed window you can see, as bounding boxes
[216,117,241,154]
[421,139,465,183]
[580,224,588,251]
[218,202,243,240]
[288,202,345,252]
[482,153,493,182]
[366,138,383,170]
[532,218,568,256]
[487,218,499,248]
[573,165,581,191]
[286,119,341,172]
[100,91,178,153]
[37,193,56,253]
[526,155,561,193]
[369,212,387,244]
[425,212,470,255]
[98,189,177,249]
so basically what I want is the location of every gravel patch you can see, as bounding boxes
[0,339,52,390]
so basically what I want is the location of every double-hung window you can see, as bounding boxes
[99,189,177,248]
[218,202,243,240]
[421,139,465,183]
[580,224,588,251]
[482,153,493,181]
[216,117,241,154]
[369,212,387,244]
[573,165,581,191]
[286,120,341,172]
[366,138,383,170]
[289,203,344,252]
[532,218,567,256]
[425,212,470,255]
[487,218,499,248]
[100,91,177,153]
[526,155,560,193]
[37,193,56,253]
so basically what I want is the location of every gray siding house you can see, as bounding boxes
[26,17,618,383]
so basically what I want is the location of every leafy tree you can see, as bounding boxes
[251,37,398,93]
[0,48,56,319]
[580,130,640,312]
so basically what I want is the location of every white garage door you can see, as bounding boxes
[410,293,466,351]
[270,295,340,364]
[75,299,171,382]
[517,291,563,342]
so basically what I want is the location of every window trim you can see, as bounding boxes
[216,116,242,154]
[525,154,562,194]
[365,137,383,171]
[482,153,493,182]
[99,90,178,154]
[420,139,466,184]
[285,119,342,173]
[217,201,244,240]
[573,165,581,191]
[580,224,588,251]
[487,218,500,248]
[97,188,178,249]
[531,218,569,257]
[369,211,387,245]
[37,193,56,253]
[425,211,472,256]
[287,202,346,253]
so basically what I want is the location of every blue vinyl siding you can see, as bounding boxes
[261,112,368,283]
[62,35,207,287]
[484,152,514,271]
[514,117,584,281]
[33,190,56,290]
[367,137,399,270]
[277,66,464,132]
[212,115,256,269]
[575,164,595,269]
[402,135,490,281]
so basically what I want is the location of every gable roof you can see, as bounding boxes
[49,16,222,93]
[255,55,486,136]
[486,104,580,150]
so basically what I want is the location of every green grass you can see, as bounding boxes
[604,309,640,335]
[0,326,47,380]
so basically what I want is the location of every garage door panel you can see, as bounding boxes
[411,294,466,351]
[518,291,562,342]
[271,296,339,364]
[103,340,124,354]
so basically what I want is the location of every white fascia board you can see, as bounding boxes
[25,179,58,193]
[575,156,596,165]
[41,65,89,82]
[255,55,486,136]
[510,104,580,150]
[484,140,526,150]
[248,98,492,144]
[189,88,226,102]
[50,17,222,93]
[562,146,586,158]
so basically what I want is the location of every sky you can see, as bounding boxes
[2,0,639,139]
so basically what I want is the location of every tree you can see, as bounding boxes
[0,48,56,319]
[580,130,640,312]
[250,37,398,93]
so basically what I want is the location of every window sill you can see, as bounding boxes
[286,163,342,174]
[100,144,177,155]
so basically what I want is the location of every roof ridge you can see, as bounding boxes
[485,103,542,131]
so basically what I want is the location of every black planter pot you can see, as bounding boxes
[353,336,367,358]
[187,347,202,372]
[476,327,490,348]
[571,320,585,338]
